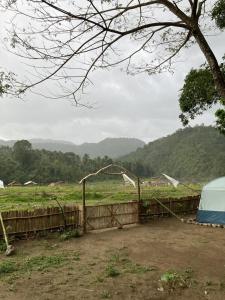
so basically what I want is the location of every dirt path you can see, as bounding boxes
[0,218,225,299]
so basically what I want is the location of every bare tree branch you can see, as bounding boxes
[2,0,225,101]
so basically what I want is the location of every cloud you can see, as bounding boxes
[0,7,224,144]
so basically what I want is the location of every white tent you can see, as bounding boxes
[162,173,179,187]
[24,181,37,186]
[197,177,225,224]
[0,180,4,189]
[122,173,136,188]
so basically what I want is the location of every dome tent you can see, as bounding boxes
[197,177,225,224]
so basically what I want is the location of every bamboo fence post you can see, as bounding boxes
[137,177,141,223]
[55,199,67,229]
[82,179,87,234]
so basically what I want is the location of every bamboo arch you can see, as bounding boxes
[79,164,141,233]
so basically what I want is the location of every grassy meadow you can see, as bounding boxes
[0,181,201,211]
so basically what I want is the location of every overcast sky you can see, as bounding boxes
[0,4,224,145]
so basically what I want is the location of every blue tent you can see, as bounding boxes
[197,177,225,224]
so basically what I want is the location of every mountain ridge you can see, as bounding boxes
[0,137,145,159]
[120,125,225,181]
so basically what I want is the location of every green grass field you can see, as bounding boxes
[0,181,201,211]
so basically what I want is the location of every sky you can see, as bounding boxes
[0,2,224,145]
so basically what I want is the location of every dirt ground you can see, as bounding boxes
[0,217,225,300]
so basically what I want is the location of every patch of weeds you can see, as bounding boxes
[161,271,177,282]
[24,254,66,272]
[108,251,156,275]
[109,253,120,263]
[105,264,120,277]
[0,261,17,276]
[127,263,156,274]
[159,268,195,291]
[73,252,80,261]
[59,229,82,241]
[0,240,6,252]
[101,290,111,299]
[40,191,51,199]
[205,280,212,286]
[5,273,20,285]
[109,251,130,264]
[219,281,225,290]
[96,276,104,283]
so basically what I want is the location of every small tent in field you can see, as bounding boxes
[197,177,225,224]
[24,181,37,186]
[0,180,4,189]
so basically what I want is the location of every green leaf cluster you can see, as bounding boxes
[179,61,225,131]
[212,0,225,29]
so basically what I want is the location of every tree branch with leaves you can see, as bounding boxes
[179,0,225,132]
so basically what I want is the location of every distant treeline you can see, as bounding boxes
[1,126,223,184]
[0,140,151,184]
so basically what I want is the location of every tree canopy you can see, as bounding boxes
[178,0,225,131]
[212,0,225,29]
[0,141,150,184]
[121,125,225,181]
[179,61,225,125]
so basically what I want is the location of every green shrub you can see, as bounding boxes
[160,268,194,290]
[24,255,65,271]
[101,290,111,299]
[105,264,120,277]
[0,261,17,275]
[0,240,6,252]
[60,229,82,241]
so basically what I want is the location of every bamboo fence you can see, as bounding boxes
[0,195,200,237]
[140,195,200,222]
[85,201,139,231]
[0,205,80,237]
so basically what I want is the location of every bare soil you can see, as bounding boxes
[0,217,225,300]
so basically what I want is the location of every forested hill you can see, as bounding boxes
[121,126,225,181]
[0,140,150,184]
[0,138,145,159]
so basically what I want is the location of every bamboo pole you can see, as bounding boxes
[0,212,9,247]
[55,199,67,229]
[153,197,184,222]
[0,212,14,256]
[82,179,87,234]
[137,177,141,223]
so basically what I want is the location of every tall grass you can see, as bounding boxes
[0,181,200,211]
